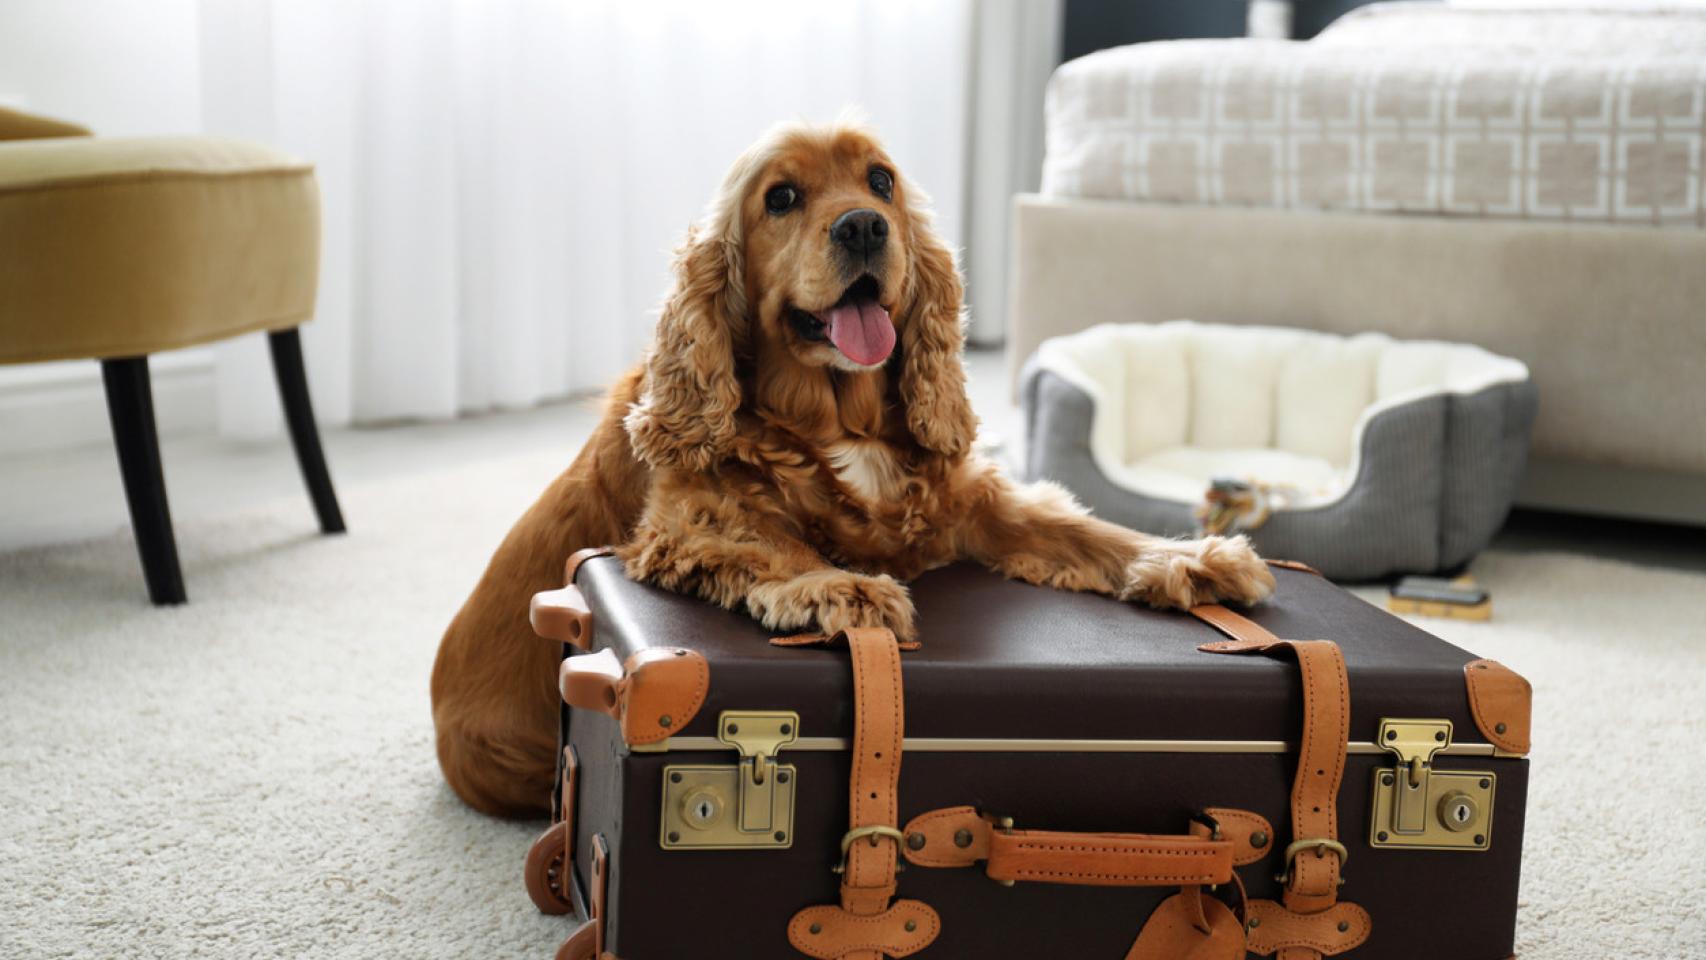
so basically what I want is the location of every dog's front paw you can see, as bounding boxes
[747,569,917,642]
[1121,535,1276,610]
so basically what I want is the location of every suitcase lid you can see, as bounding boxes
[572,558,1500,750]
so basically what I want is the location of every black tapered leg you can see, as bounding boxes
[101,356,187,605]
[268,328,346,534]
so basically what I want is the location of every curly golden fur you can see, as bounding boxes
[430,122,1274,817]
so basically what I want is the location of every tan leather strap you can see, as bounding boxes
[841,627,906,915]
[1203,806,1275,867]
[1192,603,1361,958]
[770,632,922,652]
[1243,901,1371,957]
[899,806,1235,887]
[788,628,938,960]
[555,834,610,960]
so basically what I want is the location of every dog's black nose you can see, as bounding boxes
[831,208,888,257]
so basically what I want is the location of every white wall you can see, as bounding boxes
[0,0,203,133]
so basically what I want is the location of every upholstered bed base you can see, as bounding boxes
[1006,195,1706,524]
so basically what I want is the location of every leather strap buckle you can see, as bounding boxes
[1275,837,1348,886]
[832,825,908,875]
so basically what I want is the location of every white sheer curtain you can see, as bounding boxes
[199,0,973,438]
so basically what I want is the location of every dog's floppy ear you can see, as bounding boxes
[624,225,745,471]
[898,194,976,460]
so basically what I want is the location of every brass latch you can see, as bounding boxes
[1369,718,1496,852]
[660,711,798,850]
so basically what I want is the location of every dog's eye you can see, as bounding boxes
[764,184,799,214]
[868,168,893,201]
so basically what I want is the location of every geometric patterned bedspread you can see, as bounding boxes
[1041,2,1706,228]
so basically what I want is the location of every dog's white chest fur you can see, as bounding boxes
[826,441,905,503]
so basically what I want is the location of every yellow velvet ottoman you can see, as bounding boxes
[0,107,343,604]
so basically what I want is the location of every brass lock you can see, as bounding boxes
[660,711,798,850]
[1437,791,1478,833]
[681,787,726,830]
[1369,718,1496,852]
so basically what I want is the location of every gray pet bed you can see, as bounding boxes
[1021,321,1537,580]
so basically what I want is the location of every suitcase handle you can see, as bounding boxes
[899,806,1236,888]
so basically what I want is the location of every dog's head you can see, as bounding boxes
[624,121,973,471]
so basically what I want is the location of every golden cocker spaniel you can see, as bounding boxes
[431,122,1274,817]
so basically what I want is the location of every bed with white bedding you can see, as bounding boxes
[1041,2,1706,228]
[1011,2,1706,524]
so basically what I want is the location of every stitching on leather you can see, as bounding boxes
[1008,841,1221,857]
[1006,868,1221,883]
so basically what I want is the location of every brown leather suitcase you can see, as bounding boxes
[523,550,1531,960]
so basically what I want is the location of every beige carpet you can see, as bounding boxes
[2,448,1703,959]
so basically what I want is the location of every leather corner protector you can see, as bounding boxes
[619,647,710,746]
[1465,658,1532,755]
[901,806,990,868]
[564,546,617,584]
[1243,901,1370,957]
[787,900,940,959]
[1202,807,1274,868]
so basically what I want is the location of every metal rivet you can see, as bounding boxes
[904,920,918,933]
[667,831,680,843]
[1250,831,1269,849]
[1377,831,1390,842]
[1474,834,1486,845]
[1479,778,1491,789]
[906,833,927,851]
[670,772,682,784]
[1338,921,1350,933]
[658,715,672,728]
[954,829,974,849]
[1434,731,1446,742]
[777,771,791,784]
[1381,773,1394,787]
[1247,918,1261,929]
[1385,730,1397,741]
[780,723,793,735]
[727,723,739,735]
[774,831,787,843]
[809,923,822,935]
[1495,722,1507,735]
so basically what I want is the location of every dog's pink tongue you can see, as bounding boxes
[821,300,896,366]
